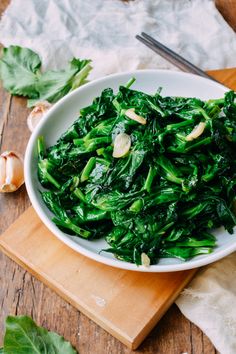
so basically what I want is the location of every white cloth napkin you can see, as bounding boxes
[176,254,236,354]
[1,0,236,78]
[1,1,236,353]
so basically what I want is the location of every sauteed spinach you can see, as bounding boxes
[37,81,236,265]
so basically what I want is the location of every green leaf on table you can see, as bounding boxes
[3,315,77,354]
[0,45,92,107]
[0,46,41,98]
[27,58,92,107]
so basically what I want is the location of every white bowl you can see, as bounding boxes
[24,69,236,272]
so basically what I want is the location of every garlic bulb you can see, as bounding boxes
[125,108,147,125]
[0,151,24,193]
[27,101,52,132]
[185,122,206,141]
[113,133,131,158]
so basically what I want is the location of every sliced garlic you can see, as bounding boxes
[113,133,131,158]
[125,108,147,125]
[141,253,150,267]
[0,151,24,193]
[27,101,52,132]
[185,122,206,141]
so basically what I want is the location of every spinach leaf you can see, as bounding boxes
[3,315,77,354]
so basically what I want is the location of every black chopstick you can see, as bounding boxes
[136,32,217,82]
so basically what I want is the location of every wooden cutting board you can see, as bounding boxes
[0,207,196,349]
[1,68,236,350]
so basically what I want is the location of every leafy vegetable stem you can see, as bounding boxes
[166,119,194,131]
[38,160,61,189]
[146,98,165,117]
[207,97,224,107]
[129,199,143,212]
[86,137,112,149]
[96,147,104,156]
[125,77,136,89]
[53,217,91,238]
[71,62,92,90]
[185,137,212,152]
[181,202,209,218]
[143,166,157,193]
[156,155,183,185]
[74,137,111,150]
[74,188,87,203]
[81,157,96,182]
[112,98,120,111]
[198,107,211,121]
[37,136,46,160]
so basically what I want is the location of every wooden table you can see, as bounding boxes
[0,1,235,353]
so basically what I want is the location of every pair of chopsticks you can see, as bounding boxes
[136,32,216,82]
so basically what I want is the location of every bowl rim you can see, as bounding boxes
[24,69,236,272]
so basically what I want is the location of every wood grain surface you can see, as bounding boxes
[0,207,198,349]
[215,0,236,32]
[0,0,235,353]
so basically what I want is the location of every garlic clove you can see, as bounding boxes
[0,156,6,187]
[125,108,147,125]
[113,133,131,158]
[27,101,52,132]
[185,122,206,141]
[0,151,24,193]
[141,252,150,267]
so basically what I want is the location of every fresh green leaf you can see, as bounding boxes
[28,58,92,107]
[0,46,41,97]
[0,45,92,107]
[3,315,77,354]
